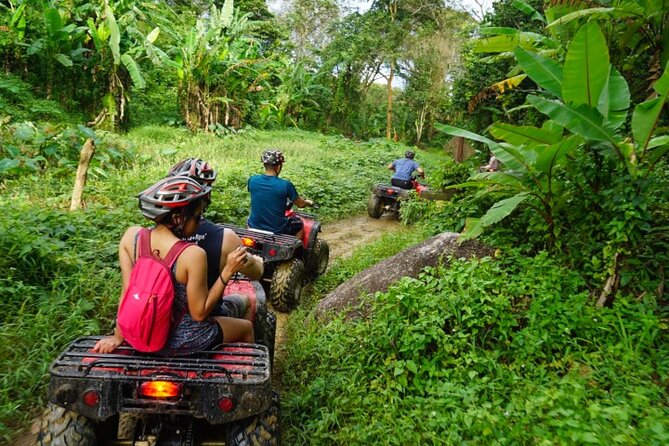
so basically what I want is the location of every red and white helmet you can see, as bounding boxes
[167,158,217,185]
[138,176,212,222]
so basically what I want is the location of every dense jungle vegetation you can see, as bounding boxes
[1,0,668,444]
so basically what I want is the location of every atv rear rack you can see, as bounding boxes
[218,223,302,261]
[48,337,272,423]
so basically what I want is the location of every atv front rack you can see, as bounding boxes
[48,336,272,423]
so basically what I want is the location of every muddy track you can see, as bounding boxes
[272,214,402,378]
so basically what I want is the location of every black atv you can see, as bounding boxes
[37,278,279,446]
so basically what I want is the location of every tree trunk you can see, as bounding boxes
[70,138,96,211]
[386,59,394,140]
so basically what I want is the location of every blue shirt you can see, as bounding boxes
[247,174,299,234]
[391,158,420,181]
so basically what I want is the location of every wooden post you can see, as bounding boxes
[455,136,465,163]
[70,138,96,211]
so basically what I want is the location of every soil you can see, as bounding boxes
[11,214,402,446]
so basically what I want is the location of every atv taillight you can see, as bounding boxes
[139,381,182,399]
[218,396,235,412]
[241,237,257,248]
[387,188,395,194]
[82,389,100,406]
[268,248,277,257]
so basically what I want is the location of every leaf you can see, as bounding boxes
[489,122,562,148]
[435,124,498,147]
[528,95,618,143]
[121,54,146,89]
[460,217,484,241]
[221,0,234,28]
[435,123,526,172]
[54,54,73,67]
[474,33,547,53]
[562,22,609,107]
[514,47,563,98]
[597,66,630,130]
[534,135,583,174]
[480,192,531,227]
[511,0,545,22]
[105,3,121,65]
[632,60,669,151]
[648,145,669,168]
[461,193,531,240]
[546,7,615,28]
[146,27,160,44]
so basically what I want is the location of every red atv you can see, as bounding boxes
[367,178,428,219]
[220,207,329,313]
[37,278,279,446]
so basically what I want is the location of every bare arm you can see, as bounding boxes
[221,229,263,280]
[184,244,250,321]
[416,167,425,178]
[387,163,395,171]
[293,196,313,208]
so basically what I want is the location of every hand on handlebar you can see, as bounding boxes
[305,199,315,207]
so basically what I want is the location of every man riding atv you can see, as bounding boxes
[247,149,314,240]
[388,150,425,190]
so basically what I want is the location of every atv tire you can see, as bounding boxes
[37,403,96,446]
[255,310,277,367]
[367,194,382,218]
[269,258,304,312]
[117,413,149,440]
[307,238,329,278]
[227,390,280,446]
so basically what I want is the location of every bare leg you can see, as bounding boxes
[215,316,254,343]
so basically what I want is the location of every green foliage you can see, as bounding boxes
[282,250,669,445]
[0,75,71,123]
[0,122,136,178]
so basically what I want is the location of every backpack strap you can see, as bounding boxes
[163,240,192,268]
[136,228,190,266]
[137,227,152,258]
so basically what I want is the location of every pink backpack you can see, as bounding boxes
[117,228,191,352]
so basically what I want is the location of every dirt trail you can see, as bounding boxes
[272,214,401,376]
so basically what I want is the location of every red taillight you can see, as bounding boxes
[268,248,277,257]
[139,381,182,399]
[82,389,100,406]
[387,188,395,194]
[241,237,257,248]
[218,396,235,412]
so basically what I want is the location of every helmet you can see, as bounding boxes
[138,176,212,222]
[261,149,285,166]
[167,158,217,185]
[405,150,415,159]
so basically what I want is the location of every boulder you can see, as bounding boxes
[316,232,494,321]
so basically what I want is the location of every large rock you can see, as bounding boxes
[316,232,494,321]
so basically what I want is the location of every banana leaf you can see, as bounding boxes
[514,47,562,98]
[597,66,630,130]
[562,22,609,107]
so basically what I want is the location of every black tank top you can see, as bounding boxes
[186,219,224,289]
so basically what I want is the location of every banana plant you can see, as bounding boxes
[85,0,172,129]
[438,20,669,245]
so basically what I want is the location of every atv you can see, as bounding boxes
[367,178,428,219]
[217,206,329,313]
[37,277,279,446]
